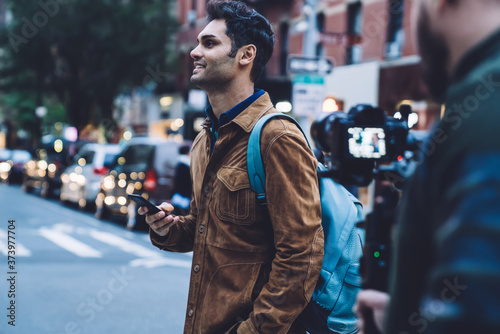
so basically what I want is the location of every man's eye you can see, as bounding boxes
[205,40,215,47]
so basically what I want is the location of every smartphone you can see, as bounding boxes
[127,194,161,214]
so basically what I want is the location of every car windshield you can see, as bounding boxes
[76,150,96,165]
[114,144,154,172]
[103,153,118,166]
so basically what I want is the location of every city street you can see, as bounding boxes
[0,183,191,334]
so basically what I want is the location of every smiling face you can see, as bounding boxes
[190,19,239,92]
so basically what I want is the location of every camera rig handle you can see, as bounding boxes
[359,173,400,334]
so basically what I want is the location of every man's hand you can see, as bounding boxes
[138,202,180,236]
[354,289,390,334]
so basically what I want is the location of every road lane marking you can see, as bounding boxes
[129,257,192,269]
[11,191,101,228]
[0,229,32,257]
[39,228,102,258]
[89,230,162,258]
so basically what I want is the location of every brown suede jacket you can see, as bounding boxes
[150,92,324,334]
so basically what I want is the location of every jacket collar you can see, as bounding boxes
[201,92,274,133]
[231,92,275,133]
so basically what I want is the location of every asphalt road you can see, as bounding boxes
[0,183,191,334]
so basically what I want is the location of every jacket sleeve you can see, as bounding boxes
[149,199,197,253]
[238,121,324,333]
[420,152,500,333]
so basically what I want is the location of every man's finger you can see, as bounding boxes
[357,317,365,334]
[159,202,175,212]
[357,289,390,309]
[148,215,178,237]
[145,210,166,224]
[137,206,148,215]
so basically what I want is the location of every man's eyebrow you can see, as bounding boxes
[197,34,218,43]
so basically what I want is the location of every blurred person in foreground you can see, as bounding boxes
[355,0,500,333]
[139,1,323,333]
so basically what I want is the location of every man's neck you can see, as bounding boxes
[207,84,255,119]
[447,24,500,76]
[444,2,500,76]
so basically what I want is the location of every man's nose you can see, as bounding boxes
[190,45,201,60]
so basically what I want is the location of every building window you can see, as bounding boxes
[187,0,198,27]
[315,12,325,57]
[346,1,362,65]
[385,0,405,59]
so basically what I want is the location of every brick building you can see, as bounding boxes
[175,0,438,135]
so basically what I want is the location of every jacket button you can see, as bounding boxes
[193,264,200,273]
[198,225,205,233]
[188,309,194,317]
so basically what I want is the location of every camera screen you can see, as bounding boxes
[348,127,386,159]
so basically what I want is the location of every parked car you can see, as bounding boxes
[22,139,83,198]
[0,148,12,183]
[6,149,33,184]
[60,143,121,210]
[95,137,185,230]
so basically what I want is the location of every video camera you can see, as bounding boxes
[311,104,420,187]
[311,104,428,333]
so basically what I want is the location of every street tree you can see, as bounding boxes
[0,0,177,141]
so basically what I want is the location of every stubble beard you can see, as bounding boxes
[417,6,450,103]
[190,55,236,93]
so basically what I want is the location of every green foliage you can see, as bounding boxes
[0,0,178,138]
[0,91,68,142]
[0,91,40,141]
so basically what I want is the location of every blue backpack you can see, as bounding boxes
[247,113,364,334]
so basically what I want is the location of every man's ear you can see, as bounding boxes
[239,44,257,66]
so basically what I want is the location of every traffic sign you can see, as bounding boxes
[287,55,334,75]
[320,32,362,45]
[292,74,326,116]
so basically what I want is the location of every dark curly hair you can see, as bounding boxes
[206,0,275,82]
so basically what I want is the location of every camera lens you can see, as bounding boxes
[311,112,342,153]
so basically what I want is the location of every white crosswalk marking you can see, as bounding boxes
[89,230,161,258]
[0,223,191,268]
[39,228,102,258]
[0,229,32,257]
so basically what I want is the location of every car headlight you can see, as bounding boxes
[0,162,11,173]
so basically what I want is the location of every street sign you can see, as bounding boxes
[287,55,334,75]
[292,74,326,116]
[320,32,362,45]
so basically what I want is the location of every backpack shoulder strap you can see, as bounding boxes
[247,113,310,206]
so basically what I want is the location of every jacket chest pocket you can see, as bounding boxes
[214,166,256,225]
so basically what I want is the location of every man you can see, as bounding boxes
[355,0,500,333]
[139,1,324,333]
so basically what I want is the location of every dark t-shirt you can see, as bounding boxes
[173,157,192,198]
